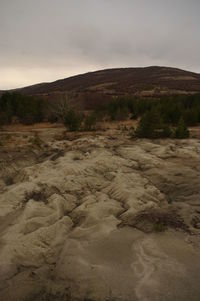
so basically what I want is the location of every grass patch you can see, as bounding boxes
[126,208,188,233]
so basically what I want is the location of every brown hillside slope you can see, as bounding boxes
[16,66,200,96]
[5,66,200,109]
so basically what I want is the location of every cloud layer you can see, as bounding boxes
[0,0,200,89]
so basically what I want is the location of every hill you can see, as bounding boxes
[16,66,200,96]
[12,66,200,108]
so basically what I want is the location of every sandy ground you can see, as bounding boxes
[0,125,200,301]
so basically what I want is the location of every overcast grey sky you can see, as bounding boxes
[0,0,200,89]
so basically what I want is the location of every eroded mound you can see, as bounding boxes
[0,133,200,301]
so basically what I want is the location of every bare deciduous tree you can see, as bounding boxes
[48,93,74,122]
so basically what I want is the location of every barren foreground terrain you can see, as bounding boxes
[0,126,200,301]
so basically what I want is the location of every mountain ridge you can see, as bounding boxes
[14,66,200,96]
[2,66,200,109]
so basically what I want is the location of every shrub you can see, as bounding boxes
[136,109,161,138]
[64,109,83,131]
[162,125,172,138]
[153,222,167,232]
[135,108,173,139]
[29,133,43,148]
[128,126,135,137]
[174,117,190,139]
[106,97,132,121]
[130,208,188,233]
[183,109,199,126]
[4,176,14,186]
[84,113,97,131]
[0,111,12,125]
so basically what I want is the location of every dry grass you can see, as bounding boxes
[125,208,189,233]
[0,121,200,152]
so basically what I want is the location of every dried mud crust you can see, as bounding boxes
[0,132,200,300]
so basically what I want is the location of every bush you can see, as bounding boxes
[106,97,132,121]
[84,113,97,131]
[174,117,190,139]
[136,109,161,138]
[135,109,172,139]
[29,132,43,148]
[0,111,12,125]
[162,125,172,138]
[128,126,135,137]
[183,109,199,126]
[64,109,83,131]
[4,176,14,186]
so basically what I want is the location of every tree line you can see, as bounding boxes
[0,92,97,131]
[101,94,200,138]
[0,92,44,125]
[104,94,200,126]
[1,92,200,138]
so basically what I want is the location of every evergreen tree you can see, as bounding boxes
[183,109,198,126]
[162,125,172,138]
[135,109,162,138]
[64,109,83,131]
[175,117,189,139]
[135,108,172,139]
[0,92,44,125]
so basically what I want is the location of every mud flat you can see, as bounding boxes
[0,130,200,301]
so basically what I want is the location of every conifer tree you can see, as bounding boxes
[175,117,189,139]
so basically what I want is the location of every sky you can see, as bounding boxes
[0,0,200,89]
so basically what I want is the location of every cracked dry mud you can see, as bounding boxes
[0,132,200,301]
